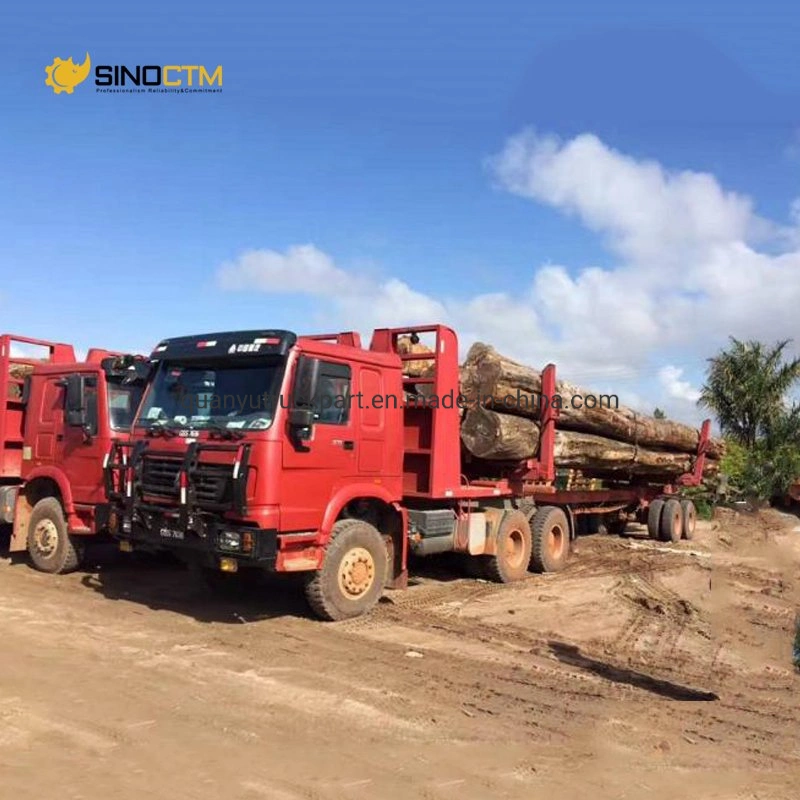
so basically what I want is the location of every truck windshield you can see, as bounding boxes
[107,380,145,431]
[136,359,285,431]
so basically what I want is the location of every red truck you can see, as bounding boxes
[0,334,148,573]
[104,325,708,620]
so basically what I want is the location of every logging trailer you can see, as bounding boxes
[104,324,709,620]
[0,333,148,573]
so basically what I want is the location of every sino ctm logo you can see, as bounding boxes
[44,52,223,95]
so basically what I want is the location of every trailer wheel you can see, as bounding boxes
[26,497,83,574]
[485,510,532,583]
[531,506,570,573]
[659,499,683,543]
[680,499,697,540]
[304,519,388,621]
[646,499,664,539]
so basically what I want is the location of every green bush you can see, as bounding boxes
[718,435,800,503]
[679,485,716,520]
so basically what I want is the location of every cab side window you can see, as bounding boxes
[313,363,351,425]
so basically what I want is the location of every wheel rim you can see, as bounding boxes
[671,511,682,539]
[686,506,697,535]
[337,547,376,598]
[547,525,565,559]
[504,528,526,568]
[32,519,59,559]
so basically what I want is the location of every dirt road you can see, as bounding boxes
[1,512,799,799]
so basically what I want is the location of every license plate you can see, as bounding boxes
[159,527,185,540]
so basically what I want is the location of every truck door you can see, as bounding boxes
[357,365,388,474]
[57,374,107,505]
[281,360,357,531]
[32,377,65,465]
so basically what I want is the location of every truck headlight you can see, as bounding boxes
[218,530,242,551]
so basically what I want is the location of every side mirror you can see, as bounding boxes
[65,375,88,427]
[293,356,320,408]
[289,358,320,450]
[289,407,315,428]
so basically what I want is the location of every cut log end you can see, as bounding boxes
[460,407,540,461]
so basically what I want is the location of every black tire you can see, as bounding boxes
[517,500,537,525]
[459,553,489,580]
[646,499,664,539]
[680,499,697,540]
[530,506,570,573]
[485,510,532,583]
[26,496,82,574]
[304,519,388,621]
[660,498,683,543]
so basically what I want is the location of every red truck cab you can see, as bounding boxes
[1,335,148,573]
[106,330,405,582]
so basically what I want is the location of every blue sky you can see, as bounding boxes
[3,0,800,422]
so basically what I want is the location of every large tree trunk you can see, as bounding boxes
[461,407,717,478]
[460,405,541,461]
[461,343,724,459]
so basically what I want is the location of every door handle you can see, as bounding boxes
[56,434,64,442]
[342,440,355,450]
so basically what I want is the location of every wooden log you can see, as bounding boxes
[553,430,694,476]
[461,407,718,477]
[397,335,435,377]
[461,343,724,459]
[461,405,540,461]
[9,363,35,380]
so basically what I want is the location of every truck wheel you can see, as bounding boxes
[304,519,388,621]
[680,499,697,540]
[26,497,83,574]
[485,510,532,583]
[659,498,683,543]
[530,506,570,573]
[646,499,664,539]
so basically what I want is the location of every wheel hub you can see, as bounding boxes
[33,519,59,558]
[338,547,375,598]
[548,525,564,558]
[505,529,525,567]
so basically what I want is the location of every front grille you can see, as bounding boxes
[140,456,233,507]
[140,457,180,497]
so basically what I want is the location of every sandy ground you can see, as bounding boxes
[1,511,799,799]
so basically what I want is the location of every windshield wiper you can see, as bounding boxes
[145,419,179,438]
[206,422,245,441]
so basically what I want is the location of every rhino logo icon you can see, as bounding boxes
[45,53,91,94]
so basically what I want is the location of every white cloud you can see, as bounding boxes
[216,130,800,426]
[658,365,701,404]
[488,130,800,363]
[218,245,357,295]
[218,245,447,332]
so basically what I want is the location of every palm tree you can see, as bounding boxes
[699,338,800,448]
